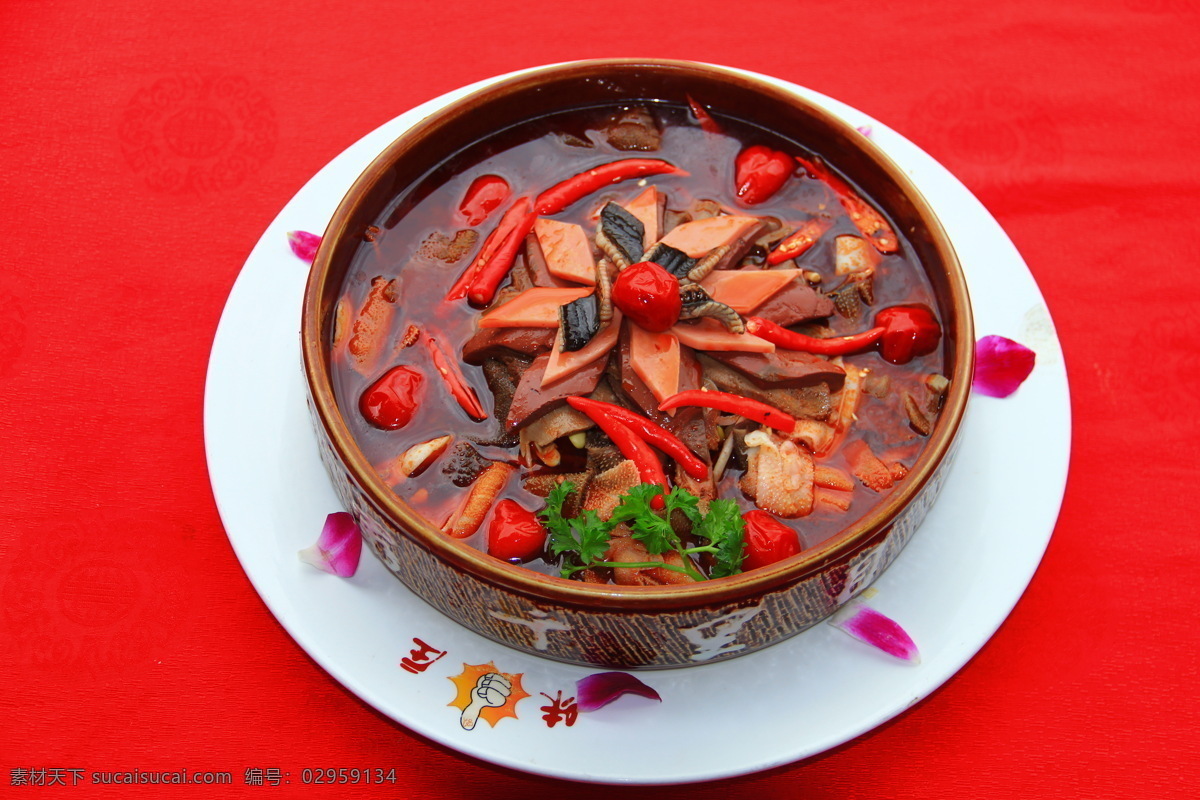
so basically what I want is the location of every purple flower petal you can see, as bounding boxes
[830,603,920,663]
[287,230,322,263]
[973,335,1036,398]
[576,672,662,712]
[856,124,874,138]
[298,512,362,577]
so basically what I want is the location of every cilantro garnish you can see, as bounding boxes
[542,482,611,566]
[538,482,746,581]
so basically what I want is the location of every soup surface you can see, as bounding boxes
[330,101,947,585]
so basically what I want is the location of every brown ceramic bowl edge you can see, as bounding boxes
[301,59,974,615]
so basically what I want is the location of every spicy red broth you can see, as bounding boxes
[328,101,947,584]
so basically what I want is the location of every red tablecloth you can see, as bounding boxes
[3,0,1195,796]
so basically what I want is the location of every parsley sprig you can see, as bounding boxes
[539,482,745,581]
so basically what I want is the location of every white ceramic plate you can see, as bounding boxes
[204,65,1070,785]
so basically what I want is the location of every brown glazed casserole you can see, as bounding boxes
[301,59,974,669]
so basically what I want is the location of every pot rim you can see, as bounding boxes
[301,58,974,613]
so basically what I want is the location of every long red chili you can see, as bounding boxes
[686,94,722,133]
[465,203,537,306]
[566,396,708,481]
[445,198,532,302]
[425,335,487,421]
[582,413,668,509]
[766,216,833,265]
[534,159,688,216]
[745,317,885,356]
[795,155,898,254]
[658,389,797,433]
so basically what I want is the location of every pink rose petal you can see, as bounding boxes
[830,602,920,663]
[575,671,662,712]
[287,230,322,263]
[298,512,362,577]
[973,335,1036,398]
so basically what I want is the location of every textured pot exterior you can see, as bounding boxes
[301,60,975,670]
[309,390,962,668]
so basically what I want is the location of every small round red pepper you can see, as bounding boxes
[741,510,803,571]
[360,365,424,430]
[487,499,547,562]
[875,305,942,364]
[610,261,682,333]
[458,174,511,226]
[746,316,885,356]
[734,145,794,205]
[658,389,797,433]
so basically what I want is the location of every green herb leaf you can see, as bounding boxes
[539,482,615,577]
[694,498,746,579]
[541,481,581,557]
[539,482,745,581]
[610,484,676,555]
[572,509,613,565]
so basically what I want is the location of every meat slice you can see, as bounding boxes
[739,429,815,518]
[698,354,833,420]
[750,280,836,327]
[505,351,608,430]
[462,326,556,365]
[703,349,845,390]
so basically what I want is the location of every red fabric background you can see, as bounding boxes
[2,0,1196,796]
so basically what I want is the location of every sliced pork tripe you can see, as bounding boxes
[739,429,816,518]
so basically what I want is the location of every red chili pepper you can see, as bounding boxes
[584,414,668,509]
[566,396,708,481]
[424,335,487,421]
[658,389,797,433]
[874,305,941,364]
[459,174,511,226]
[686,94,722,134]
[734,145,794,205]
[534,159,688,216]
[465,204,537,307]
[766,216,833,265]
[359,365,424,430]
[610,261,682,333]
[796,155,898,254]
[745,316,885,356]
[445,198,532,302]
[741,510,803,571]
[487,499,547,562]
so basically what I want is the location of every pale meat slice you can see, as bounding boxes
[608,534,696,586]
[670,318,774,353]
[541,311,623,386]
[699,269,802,315]
[623,186,663,248]
[628,326,680,405]
[739,429,815,518]
[656,215,762,258]
[478,286,592,328]
[534,218,596,285]
[581,460,642,521]
[834,234,881,275]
